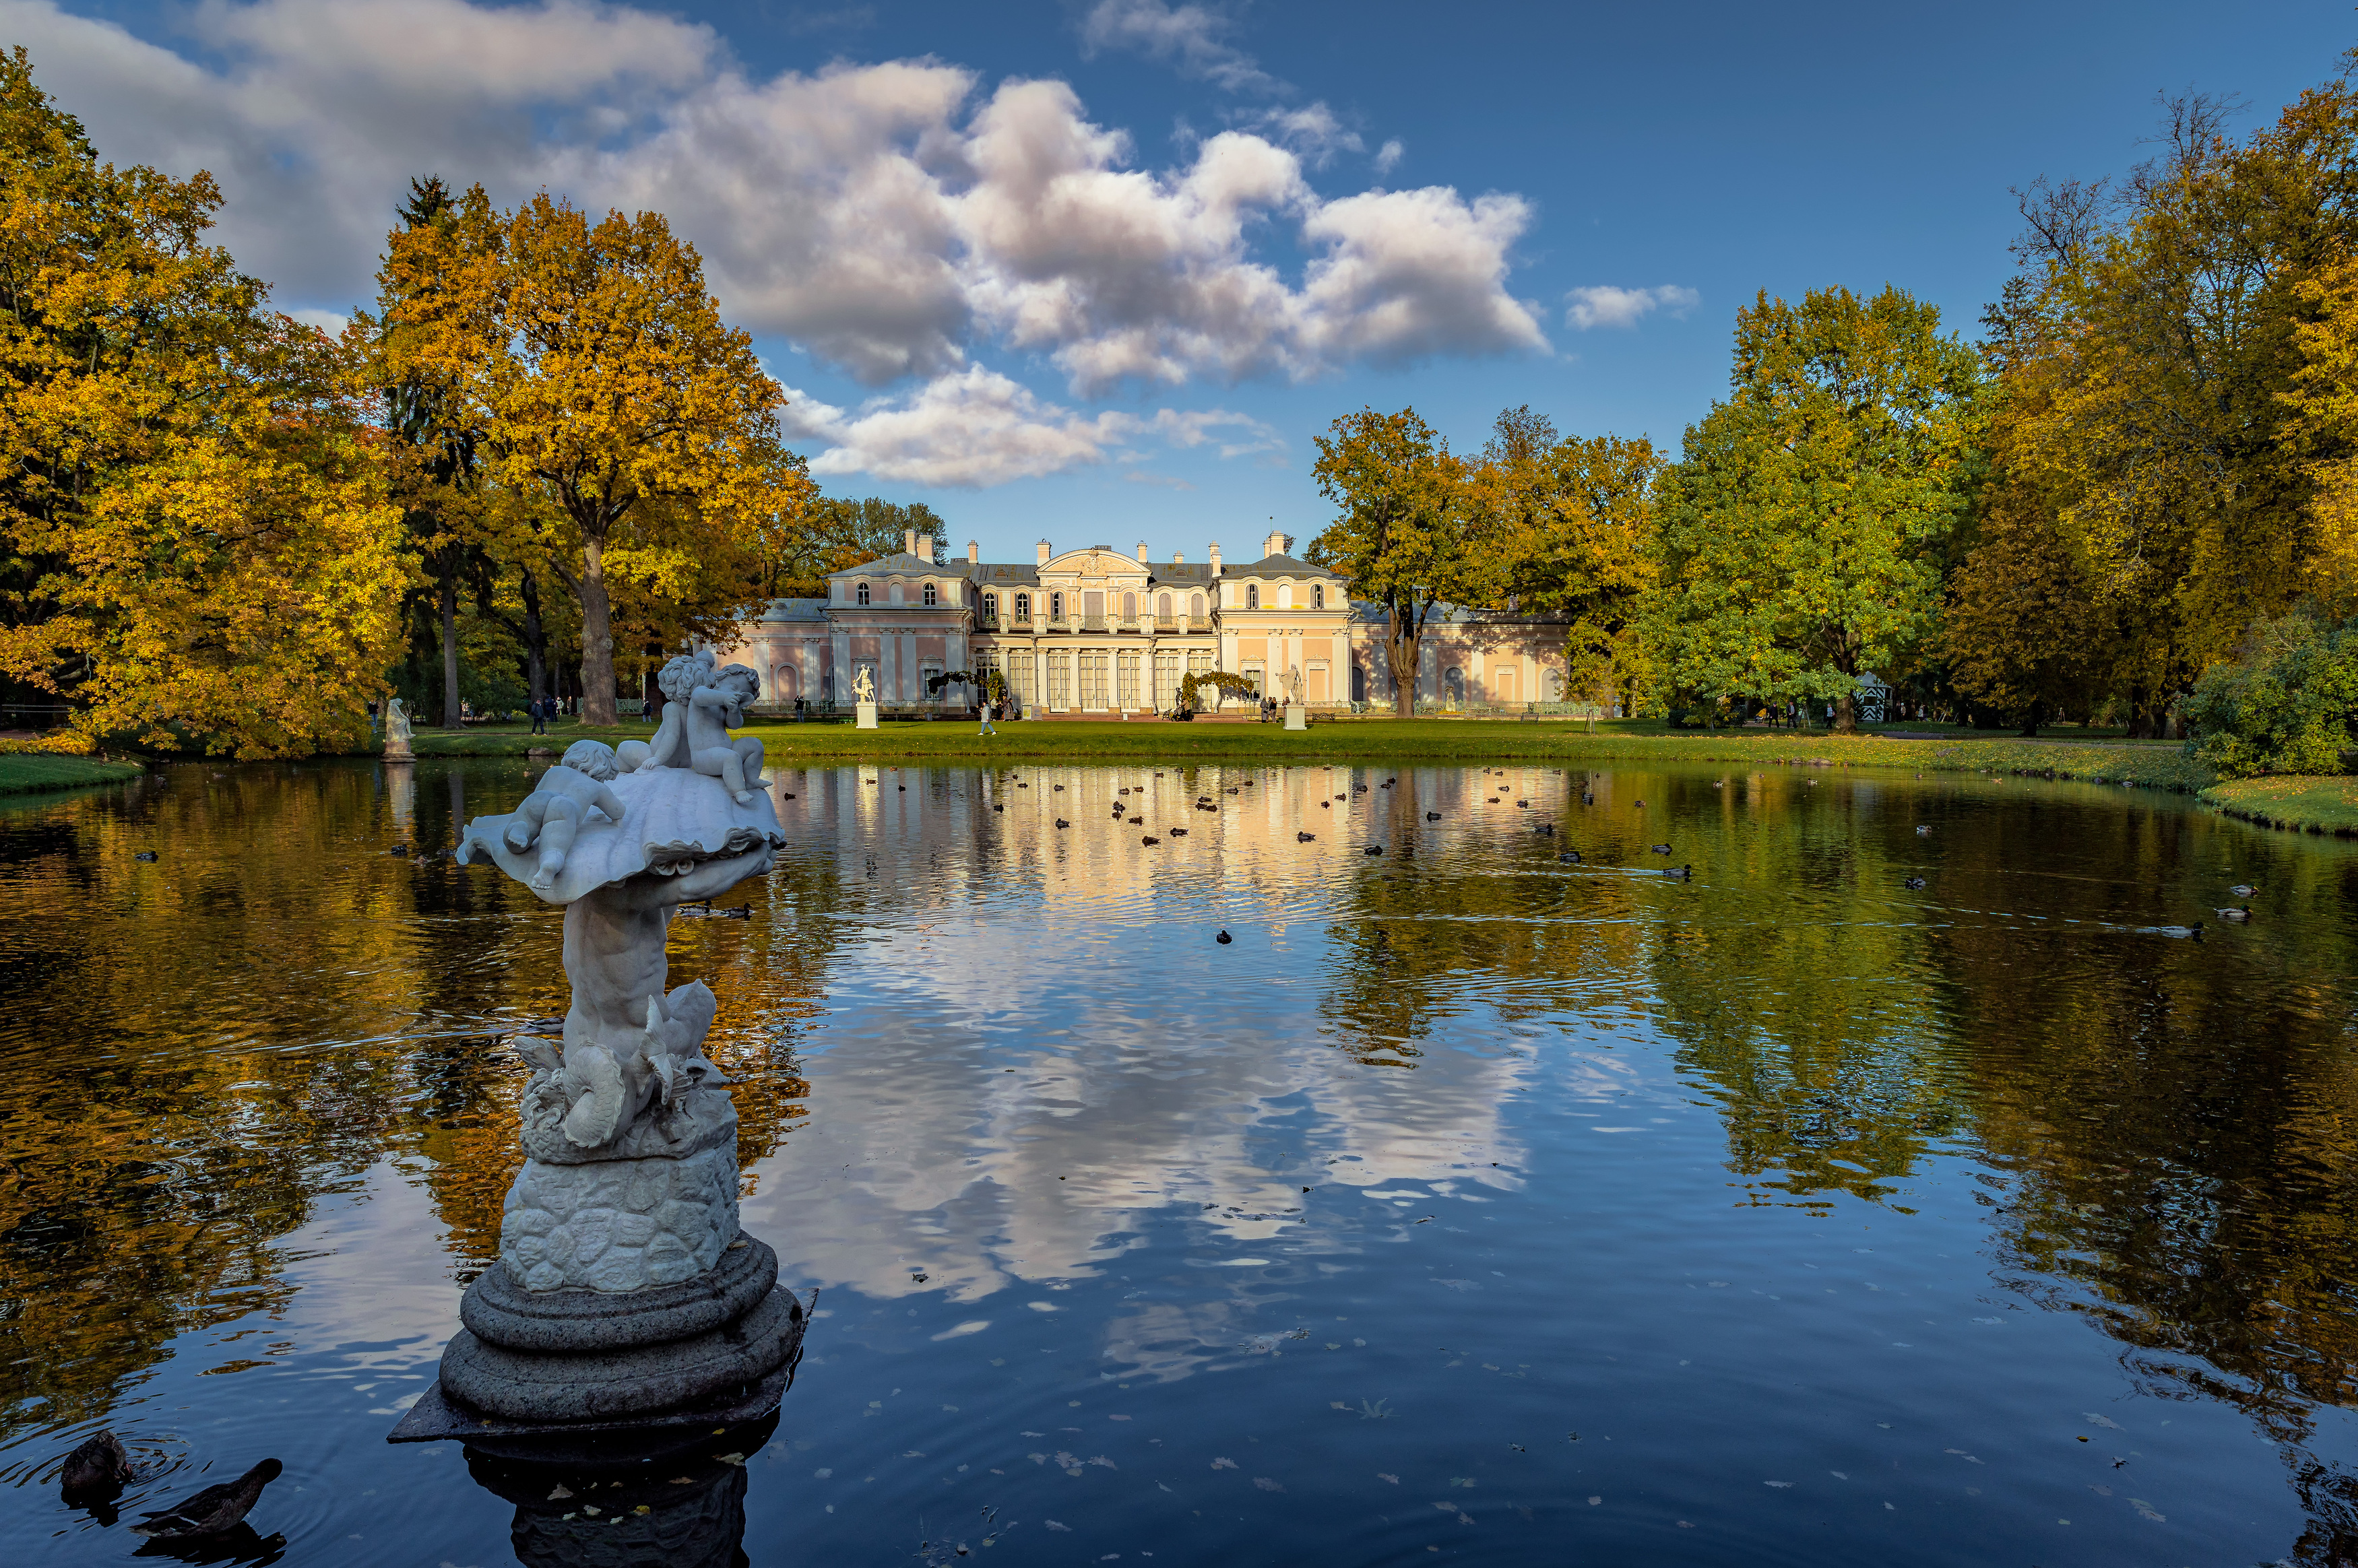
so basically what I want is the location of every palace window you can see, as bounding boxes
[1276,583,1292,610]
[1246,584,1260,609]
[1051,591,1064,622]
[1157,593,1171,620]
[1116,651,1140,708]
[923,582,938,607]
[984,593,998,623]
[1190,593,1205,620]
[1015,592,1030,622]
[1312,583,1325,610]
[856,582,870,606]
[1122,592,1136,622]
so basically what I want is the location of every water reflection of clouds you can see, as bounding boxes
[743,764,1548,1344]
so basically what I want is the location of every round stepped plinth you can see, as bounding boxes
[441,1237,802,1423]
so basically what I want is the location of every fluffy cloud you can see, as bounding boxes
[9,0,1546,395]
[781,368,1280,488]
[1076,0,1278,95]
[1564,284,1700,330]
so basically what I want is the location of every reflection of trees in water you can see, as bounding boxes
[0,760,836,1441]
[1318,773,1648,1062]
[1645,779,2358,1559]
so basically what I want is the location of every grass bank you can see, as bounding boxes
[0,752,148,794]
[387,715,2211,789]
[2201,775,2358,836]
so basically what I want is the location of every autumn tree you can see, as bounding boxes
[764,494,941,597]
[1647,286,1983,730]
[1477,405,1659,709]
[1308,407,1489,717]
[0,48,407,756]
[383,191,788,725]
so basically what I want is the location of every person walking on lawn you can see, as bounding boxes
[978,699,998,737]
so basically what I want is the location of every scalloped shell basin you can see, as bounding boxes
[457,761,784,901]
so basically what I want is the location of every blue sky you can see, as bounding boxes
[7,0,2349,561]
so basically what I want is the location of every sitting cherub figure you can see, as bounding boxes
[685,661,767,803]
[503,740,627,891]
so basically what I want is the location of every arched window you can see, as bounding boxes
[1015,592,1030,622]
[1190,593,1204,620]
[1246,584,1260,609]
[889,582,904,604]
[1052,591,1064,621]
[1312,583,1325,610]
[1122,592,1135,621]
[1276,584,1292,610]
[1157,593,1171,620]
[984,593,998,623]
[856,582,870,606]
[923,582,938,606]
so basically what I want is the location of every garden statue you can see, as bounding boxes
[852,666,876,702]
[383,697,414,762]
[391,653,799,1441]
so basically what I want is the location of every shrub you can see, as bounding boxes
[2184,614,2358,778]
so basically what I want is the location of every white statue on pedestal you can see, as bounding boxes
[383,696,414,762]
[852,666,876,703]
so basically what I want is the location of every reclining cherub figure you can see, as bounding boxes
[648,650,767,802]
[503,740,627,892]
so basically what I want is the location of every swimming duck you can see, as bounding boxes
[1170,828,1187,837]
[1582,792,1595,805]
[2214,905,2253,921]
[992,804,1004,812]
[1426,811,1441,821]
[2157,923,2204,939]
[1649,843,1672,855]
[1297,831,1316,843]
[1904,876,1927,890]
[1365,845,1384,856]
[1142,836,1160,845]
[1558,851,1582,864]
[59,1431,131,1498]
[1216,930,1233,944]
[1054,819,1069,828]
[132,1458,282,1540]
[1633,799,1645,808]
[1662,864,1692,880]
[2229,884,2258,898]
[133,850,158,862]
[1534,823,1554,835]
[1915,824,1932,835]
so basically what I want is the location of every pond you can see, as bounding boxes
[3,756,2357,1565]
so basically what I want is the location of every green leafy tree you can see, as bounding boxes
[2182,610,2358,777]
[1308,407,1490,717]
[1647,286,1983,730]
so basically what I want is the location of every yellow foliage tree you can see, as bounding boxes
[0,49,408,756]
[378,189,794,725]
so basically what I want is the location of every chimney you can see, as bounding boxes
[1037,539,1052,566]
[1173,549,1185,565]
[967,540,978,564]
[904,528,916,556]
[1208,542,1222,577]
[1264,529,1287,558]
[917,535,934,564]
[1135,539,1149,564]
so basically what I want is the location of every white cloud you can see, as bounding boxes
[1372,137,1404,176]
[1076,0,1278,94]
[286,306,350,333]
[6,0,1549,489]
[1564,284,1700,330]
[779,368,1280,488]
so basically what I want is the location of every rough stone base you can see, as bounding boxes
[463,1237,778,1353]
[441,1284,802,1423]
[387,1329,802,1451]
[501,1142,739,1293]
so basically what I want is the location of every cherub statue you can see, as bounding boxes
[503,740,628,892]
[852,665,877,703]
[647,651,767,802]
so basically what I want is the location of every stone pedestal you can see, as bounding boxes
[1284,703,1307,731]
[856,700,879,729]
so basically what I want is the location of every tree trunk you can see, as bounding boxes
[519,566,548,703]
[1387,600,1419,718]
[577,533,617,726]
[439,568,463,727]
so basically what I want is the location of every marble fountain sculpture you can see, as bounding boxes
[391,651,800,1442]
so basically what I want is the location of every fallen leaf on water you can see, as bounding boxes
[714,1453,746,1466]
[546,1486,573,1501]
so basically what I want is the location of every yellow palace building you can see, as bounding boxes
[707,529,1581,716]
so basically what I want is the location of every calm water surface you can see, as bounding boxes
[5,756,2358,1565]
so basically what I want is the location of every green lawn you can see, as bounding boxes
[2202,775,2358,836]
[385,715,2212,791]
[0,751,148,794]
